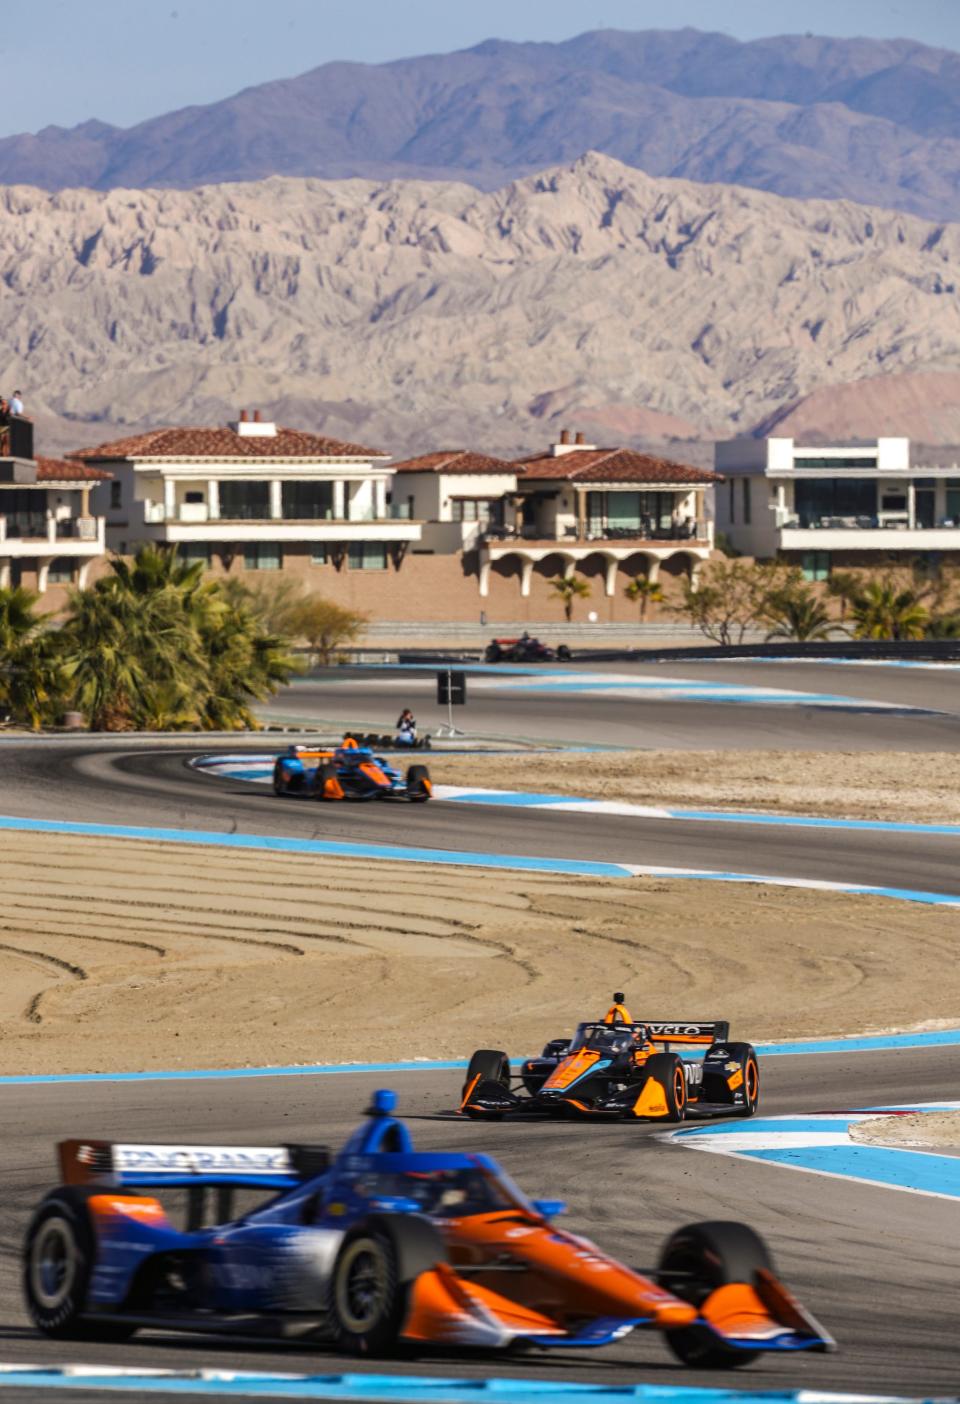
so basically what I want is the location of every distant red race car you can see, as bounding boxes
[484,636,572,663]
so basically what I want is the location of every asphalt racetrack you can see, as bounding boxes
[1,658,958,1398]
[1,1056,958,1396]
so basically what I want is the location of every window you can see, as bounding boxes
[728,480,735,523]
[742,479,751,525]
[178,542,210,565]
[451,498,503,526]
[348,542,387,570]
[793,456,877,469]
[47,558,74,584]
[311,545,328,565]
[795,478,875,527]
[282,481,334,520]
[184,490,204,504]
[244,542,282,571]
[946,481,960,525]
[801,551,830,582]
[219,481,271,520]
[110,482,122,510]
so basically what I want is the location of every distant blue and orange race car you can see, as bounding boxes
[272,741,431,802]
[460,994,761,1123]
[23,1090,832,1368]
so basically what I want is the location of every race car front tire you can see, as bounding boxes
[24,1188,136,1341]
[641,1052,687,1123]
[657,1220,773,1369]
[313,762,341,801]
[405,764,431,802]
[328,1215,444,1356]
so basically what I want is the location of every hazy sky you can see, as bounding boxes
[2,0,957,139]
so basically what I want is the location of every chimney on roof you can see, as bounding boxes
[253,409,261,423]
[575,431,585,445]
[240,409,248,422]
[559,428,570,445]
[552,427,597,457]
[230,409,278,437]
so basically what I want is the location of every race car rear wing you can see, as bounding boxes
[57,1138,331,1192]
[642,1020,730,1048]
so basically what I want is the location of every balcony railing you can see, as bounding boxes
[482,519,710,544]
[781,514,960,531]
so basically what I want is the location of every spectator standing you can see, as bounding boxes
[9,391,23,416]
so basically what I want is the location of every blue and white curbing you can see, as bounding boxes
[0,1364,946,1401]
[668,1102,960,1203]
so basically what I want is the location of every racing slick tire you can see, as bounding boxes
[702,1042,760,1118]
[273,759,296,796]
[24,1188,137,1341]
[484,643,502,663]
[556,644,572,660]
[461,1049,510,1113]
[313,762,341,801]
[656,1220,774,1370]
[641,1052,687,1123]
[328,1215,445,1356]
[405,764,431,802]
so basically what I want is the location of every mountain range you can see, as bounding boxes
[4,153,960,461]
[4,28,960,222]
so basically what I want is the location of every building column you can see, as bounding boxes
[0,561,9,589]
[576,487,586,539]
[562,554,576,579]
[163,478,177,520]
[689,556,705,592]
[208,480,220,520]
[646,557,662,585]
[80,485,91,518]
[37,557,52,594]
[374,479,387,519]
[604,554,618,597]
[907,482,916,529]
[520,557,534,597]
[269,480,283,520]
[479,558,491,598]
[333,480,346,520]
[77,560,92,589]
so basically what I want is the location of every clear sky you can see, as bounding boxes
[1,0,957,140]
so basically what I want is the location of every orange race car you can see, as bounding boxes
[23,1091,832,1369]
[272,741,431,802]
[460,994,761,1122]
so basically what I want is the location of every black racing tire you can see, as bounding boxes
[461,1048,510,1101]
[556,644,572,660]
[328,1216,444,1356]
[405,764,431,803]
[23,1188,136,1341]
[273,760,289,796]
[484,644,501,663]
[730,1044,761,1118]
[313,761,340,800]
[642,1052,687,1123]
[657,1221,773,1369]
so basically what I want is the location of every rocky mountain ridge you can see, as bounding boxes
[2,153,959,459]
[4,29,960,221]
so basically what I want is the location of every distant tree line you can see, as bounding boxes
[0,545,367,731]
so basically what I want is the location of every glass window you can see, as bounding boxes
[742,479,751,525]
[244,542,282,571]
[178,543,210,565]
[47,558,74,584]
[793,456,878,469]
[311,545,328,565]
[110,482,122,510]
[801,551,831,582]
[282,481,334,520]
[451,499,503,526]
[348,542,387,570]
[728,480,735,523]
[795,478,876,527]
[184,490,204,504]
[945,487,960,525]
[219,481,271,520]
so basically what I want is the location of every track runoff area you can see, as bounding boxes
[1,657,959,1402]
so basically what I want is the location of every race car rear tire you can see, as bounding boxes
[461,1049,510,1103]
[642,1052,687,1123]
[556,645,572,660]
[484,644,502,663]
[406,764,431,802]
[273,760,290,796]
[24,1188,137,1341]
[328,1216,444,1356]
[657,1221,773,1369]
[731,1044,760,1118]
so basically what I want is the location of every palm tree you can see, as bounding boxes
[0,587,64,729]
[848,581,929,640]
[549,574,591,622]
[762,587,835,642]
[624,574,664,621]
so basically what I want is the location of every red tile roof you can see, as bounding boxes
[514,447,720,485]
[390,450,518,475]
[36,456,111,482]
[69,426,385,462]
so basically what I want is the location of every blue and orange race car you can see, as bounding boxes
[273,741,431,802]
[23,1091,832,1368]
